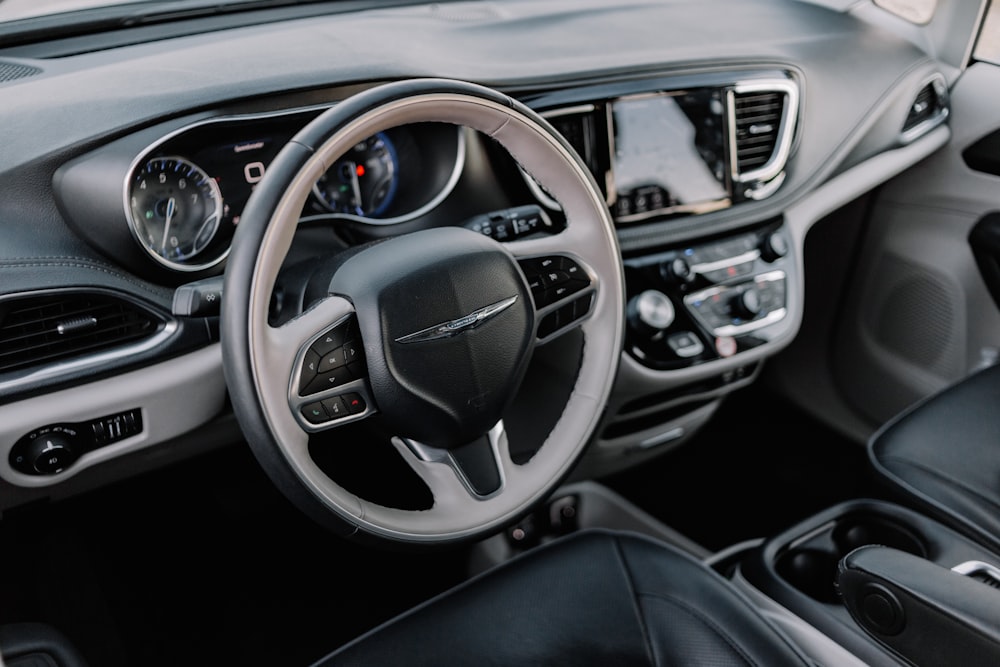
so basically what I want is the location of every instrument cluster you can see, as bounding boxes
[122,108,465,272]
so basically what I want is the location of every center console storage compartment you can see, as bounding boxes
[739,499,1000,665]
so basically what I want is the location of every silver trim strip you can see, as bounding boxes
[638,427,685,449]
[691,249,760,274]
[952,560,1000,583]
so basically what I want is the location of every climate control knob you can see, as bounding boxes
[659,257,695,286]
[627,290,675,335]
[761,231,789,262]
[731,287,762,319]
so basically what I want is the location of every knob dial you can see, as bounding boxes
[761,231,789,262]
[24,433,78,474]
[659,257,695,285]
[731,287,762,319]
[627,290,675,335]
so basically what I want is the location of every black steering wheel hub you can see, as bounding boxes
[330,226,534,448]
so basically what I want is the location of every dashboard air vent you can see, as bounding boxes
[901,75,949,142]
[0,292,165,374]
[733,91,784,174]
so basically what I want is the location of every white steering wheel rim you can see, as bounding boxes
[223,79,624,545]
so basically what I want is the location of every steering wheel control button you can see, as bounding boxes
[321,396,349,418]
[317,347,348,373]
[301,402,329,424]
[299,317,368,396]
[343,393,367,415]
[301,366,353,396]
[520,256,592,309]
[299,350,321,392]
[538,294,593,339]
[309,319,355,358]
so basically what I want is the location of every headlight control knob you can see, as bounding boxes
[22,433,78,474]
[627,289,675,335]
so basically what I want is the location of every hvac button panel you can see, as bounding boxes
[299,318,367,397]
[519,256,592,309]
[683,271,787,337]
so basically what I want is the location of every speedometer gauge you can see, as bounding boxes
[126,156,224,269]
[313,132,398,217]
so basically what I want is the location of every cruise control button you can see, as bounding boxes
[540,270,570,288]
[301,402,329,424]
[322,396,349,419]
[343,393,366,415]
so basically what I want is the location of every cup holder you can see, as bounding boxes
[775,512,926,603]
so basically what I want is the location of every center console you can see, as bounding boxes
[735,499,1000,665]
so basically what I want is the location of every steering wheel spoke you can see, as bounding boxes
[394,421,509,502]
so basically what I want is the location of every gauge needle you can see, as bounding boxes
[347,161,363,215]
[162,196,176,251]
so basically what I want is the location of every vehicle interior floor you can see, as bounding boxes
[602,382,879,553]
[0,380,878,667]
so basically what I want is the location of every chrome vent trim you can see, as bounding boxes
[0,289,174,377]
[728,79,799,186]
[901,73,949,144]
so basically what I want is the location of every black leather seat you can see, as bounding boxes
[314,529,811,666]
[868,363,1000,554]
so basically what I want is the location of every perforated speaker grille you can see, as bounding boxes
[869,254,958,375]
[0,61,42,83]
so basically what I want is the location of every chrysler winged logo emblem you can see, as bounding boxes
[394,295,518,344]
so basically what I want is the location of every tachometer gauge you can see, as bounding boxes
[313,132,398,217]
[126,156,224,269]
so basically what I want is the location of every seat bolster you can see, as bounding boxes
[869,364,1000,553]
[315,529,811,666]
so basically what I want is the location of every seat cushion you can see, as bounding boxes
[869,363,1000,553]
[314,529,810,666]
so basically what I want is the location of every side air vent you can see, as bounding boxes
[901,74,949,143]
[0,61,42,83]
[729,80,799,195]
[733,92,783,172]
[0,291,167,374]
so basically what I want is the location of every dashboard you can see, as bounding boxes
[0,0,952,506]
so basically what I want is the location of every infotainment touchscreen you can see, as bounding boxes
[610,91,731,222]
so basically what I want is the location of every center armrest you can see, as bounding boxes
[837,545,1000,665]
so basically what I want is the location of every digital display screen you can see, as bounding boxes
[610,90,730,222]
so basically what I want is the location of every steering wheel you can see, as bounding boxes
[222,79,624,546]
